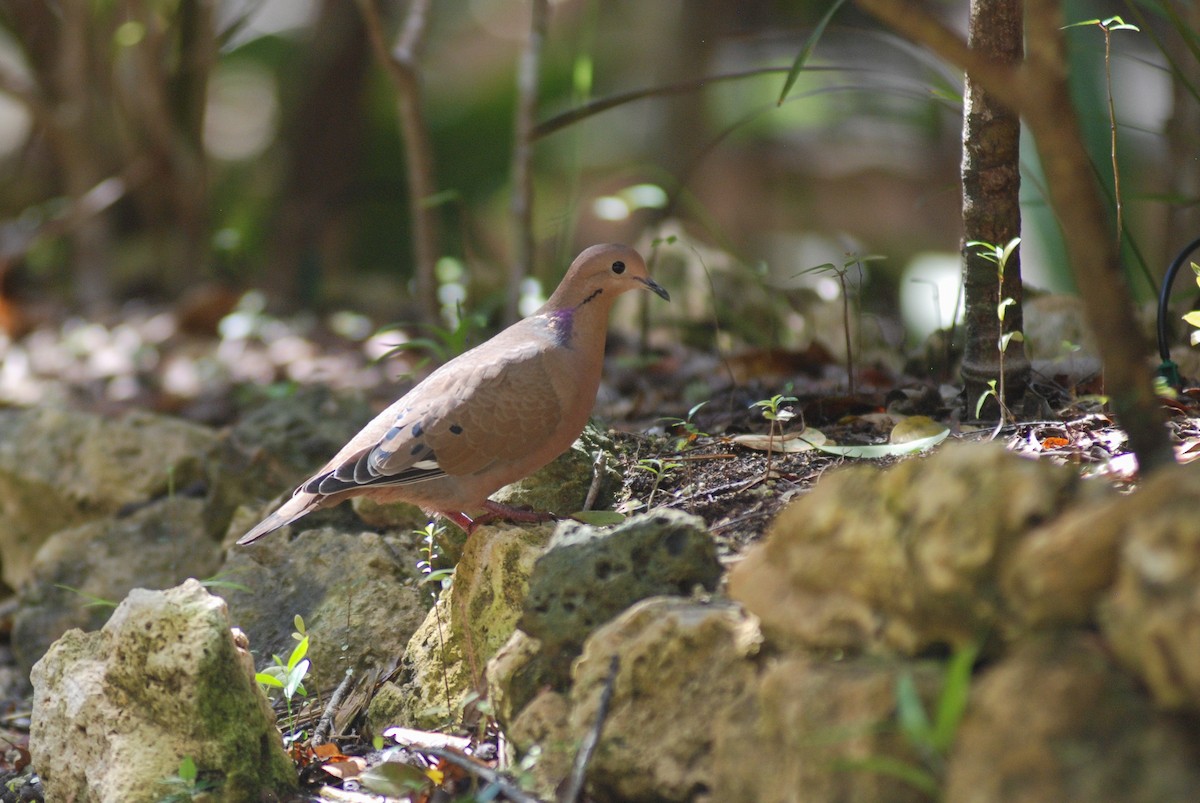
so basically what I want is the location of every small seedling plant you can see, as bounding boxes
[156,756,216,802]
[634,457,682,508]
[1181,263,1200,343]
[255,615,311,740]
[841,642,978,796]
[1064,16,1140,249]
[414,521,455,716]
[751,393,798,479]
[797,253,884,396]
[377,305,486,376]
[659,400,709,452]
[967,238,1023,423]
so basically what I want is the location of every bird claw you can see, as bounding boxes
[444,502,558,535]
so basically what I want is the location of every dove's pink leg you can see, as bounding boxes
[443,502,558,535]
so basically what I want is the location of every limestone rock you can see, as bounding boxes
[13,496,221,674]
[29,579,295,802]
[0,407,216,588]
[999,480,1122,630]
[1098,463,1200,710]
[712,656,939,803]
[944,633,1200,802]
[507,689,574,800]
[485,629,551,726]
[729,442,1087,654]
[569,597,761,802]
[351,495,431,533]
[521,509,721,660]
[220,526,428,687]
[382,522,555,729]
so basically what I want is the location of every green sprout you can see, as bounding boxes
[255,615,311,738]
[634,457,682,508]
[967,238,1023,423]
[750,393,798,479]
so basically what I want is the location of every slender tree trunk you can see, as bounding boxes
[960,0,1029,419]
[266,0,370,307]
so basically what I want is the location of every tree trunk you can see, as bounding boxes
[960,0,1029,420]
[265,0,370,307]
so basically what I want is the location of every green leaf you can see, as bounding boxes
[284,659,310,699]
[974,382,998,418]
[177,756,198,783]
[834,756,940,796]
[997,237,1020,271]
[895,670,933,745]
[777,0,848,106]
[812,426,949,459]
[420,568,455,585]
[198,578,253,594]
[256,672,284,689]
[1100,16,1139,32]
[570,510,626,526]
[54,584,119,610]
[360,761,434,797]
[999,330,1024,351]
[931,643,979,752]
[287,635,309,672]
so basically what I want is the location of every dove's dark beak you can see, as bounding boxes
[640,277,670,301]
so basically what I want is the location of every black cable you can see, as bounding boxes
[1155,235,1200,388]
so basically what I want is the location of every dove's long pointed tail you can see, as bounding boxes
[238,492,323,545]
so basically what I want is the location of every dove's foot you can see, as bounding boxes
[444,502,558,535]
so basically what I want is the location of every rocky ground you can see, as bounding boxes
[3,293,1200,802]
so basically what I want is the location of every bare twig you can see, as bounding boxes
[561,655,620,803]
[358,0,441,322]
[583,450,607,511]
[507,0,549,323]
[383,725,471,752]
[0,161,152,269]
[533,66,842,140]
[312,668,355,746]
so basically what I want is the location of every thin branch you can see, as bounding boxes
[508,0,548,323]
[534,66,839,140]
[561,655,620,803]
[358,0,441,322]
[852,0,1025,110]
[312,668,355,746]
[583,450,607,511]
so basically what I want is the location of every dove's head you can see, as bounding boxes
[544,243,670,312]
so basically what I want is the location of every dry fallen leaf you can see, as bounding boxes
[731,429,826,453]
[889,415,946,444]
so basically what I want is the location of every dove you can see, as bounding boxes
[238,243,668,544]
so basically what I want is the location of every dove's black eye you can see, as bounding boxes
[612,261,626,275]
